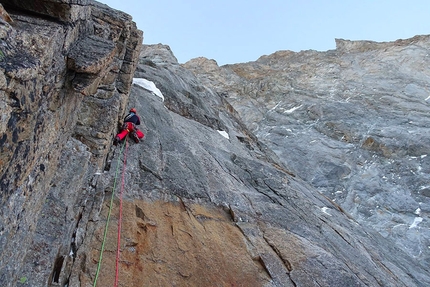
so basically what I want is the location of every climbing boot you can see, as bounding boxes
[113,136,120,146]
[131,133,139,143]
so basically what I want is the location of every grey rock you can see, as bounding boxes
[1,1,429,286]
[1,0,91,23]
[74,43,429,286]
[184,35,430,268]
[0,1,142,286]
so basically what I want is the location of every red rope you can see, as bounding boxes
[115,139,128,287]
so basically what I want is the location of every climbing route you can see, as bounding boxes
[93,139,128,287]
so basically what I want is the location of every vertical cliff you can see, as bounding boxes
[1,1,430,287]
[0,1,142,285]
[184,36,430,268]
[75,45,429,286]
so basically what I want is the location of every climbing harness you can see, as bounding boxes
[93,139,128,287]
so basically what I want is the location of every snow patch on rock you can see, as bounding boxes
[217,130,229,139]
[133,78,164,101]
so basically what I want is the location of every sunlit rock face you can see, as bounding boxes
[183,35,430,268]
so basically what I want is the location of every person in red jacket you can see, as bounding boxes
[113,108,144,145]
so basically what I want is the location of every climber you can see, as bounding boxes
[113,108,144,145]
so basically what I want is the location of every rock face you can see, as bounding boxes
[78,44,430,287]
[1,1,429,286]
[0,0,142,286]
[183,36,430,268]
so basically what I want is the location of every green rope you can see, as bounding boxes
[93,139,126,287]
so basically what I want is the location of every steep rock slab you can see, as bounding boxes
[0,1,142,286]
[184,36,430,267]
[74,45,430,286]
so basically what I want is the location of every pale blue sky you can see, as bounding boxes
[100,0,430,65]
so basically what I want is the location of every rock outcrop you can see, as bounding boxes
[77,44,430,287]
[0,0,142,285]
[184,36,430,268]
[1,1,430,286]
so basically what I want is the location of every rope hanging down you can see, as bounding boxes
[93,139,128,287]
[115,139,128,287]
